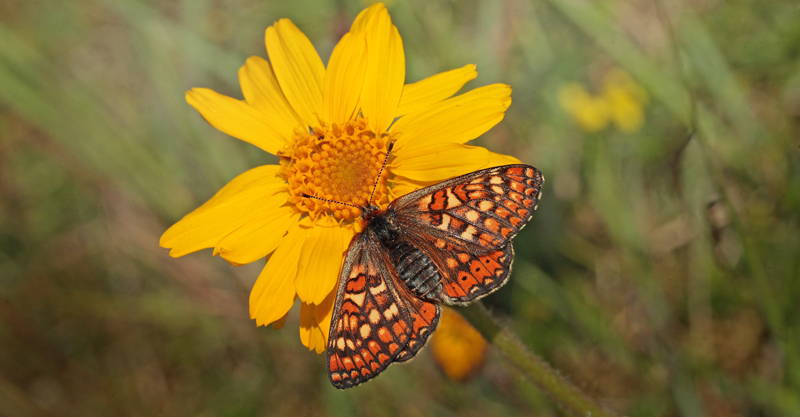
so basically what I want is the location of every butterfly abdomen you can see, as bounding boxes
[389,241,443,302]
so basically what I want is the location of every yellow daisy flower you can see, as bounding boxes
[557,68,648,133]
[160,3,519,353]
[602,69,649,132]
[557,82,610,133]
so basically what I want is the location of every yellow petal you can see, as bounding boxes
[214,206,299,266]
[389,151,522,200]
[323,32,368,125]
[295,217,353,305]
[486,151,522,167]
[186,88,288,154]
[266,19,325,127]
[299,302,315,349]
[389,175,427,201]
[350,3,384,34]
[160,166,287,257]
[358,4,405,132]
[300,302,327,353]
[390,142,489,181]
[395,65,478,117]
[392,84,511,152]
[239,56,304,140]
[315,290,336,346]
[272,311,289,330]
[250,223,307,326]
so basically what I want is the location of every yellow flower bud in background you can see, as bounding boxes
[431,307,488,381]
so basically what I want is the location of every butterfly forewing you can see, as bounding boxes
[391,165,543,303]
[393,165,543,250]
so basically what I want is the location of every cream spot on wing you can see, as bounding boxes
[345,291,365,307]
[465,209,480,223]
[491,185,504,195]
[360,324,371,339]
[383,303,399,320]
[337,337,346,351]
[446,188,462,209]
[436,213,452,231]
[346,339,356,350]
[461,225,478,241]
[446,258,458,268]
[490,176,503,184]
[479,200,494,211]
[369,309,381,324]
[369,280,386,295]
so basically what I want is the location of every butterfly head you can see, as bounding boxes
[360,204,382,220]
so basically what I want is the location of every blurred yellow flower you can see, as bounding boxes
[558,68,648,133]
[602,69,648,132]
[558,83,610,132]
[160,3,518,353]
[430,307,488,381]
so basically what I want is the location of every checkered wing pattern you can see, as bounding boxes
[391,165,544,304]
[393,288,440,363]
[327,232,440,389]
[326,164,543,388]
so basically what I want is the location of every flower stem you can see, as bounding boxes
[459,302,618,417]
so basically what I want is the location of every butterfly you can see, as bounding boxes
[324,163,544,389]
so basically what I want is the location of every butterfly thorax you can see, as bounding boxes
[364,208,399,244]
[362,207,444,302]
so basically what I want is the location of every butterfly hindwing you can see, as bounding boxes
[437,243,515,304]
[393,287,440,362]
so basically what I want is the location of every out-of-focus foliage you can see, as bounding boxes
[1,0,799,415]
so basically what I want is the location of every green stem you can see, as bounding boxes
[459,303,618,417]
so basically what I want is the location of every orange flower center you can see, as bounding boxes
[279,118,392,221]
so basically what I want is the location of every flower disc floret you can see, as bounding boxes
[280,117,392,221]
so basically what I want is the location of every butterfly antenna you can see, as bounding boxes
[300,193,362,210]
[368,141,394,206]
[301,140,394,211]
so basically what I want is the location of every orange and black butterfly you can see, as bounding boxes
[325,162,544,389]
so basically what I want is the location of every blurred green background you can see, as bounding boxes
[2,0,799,415]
